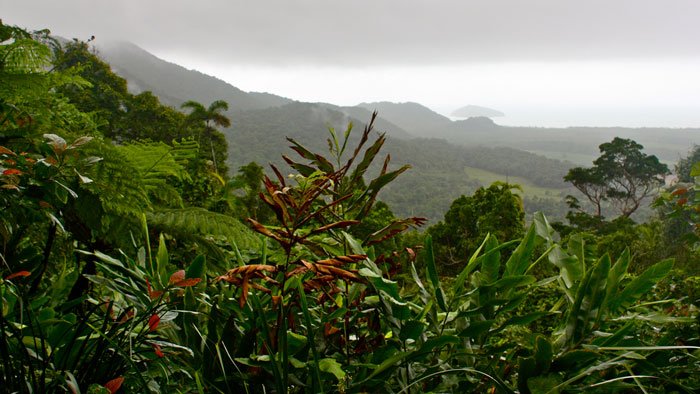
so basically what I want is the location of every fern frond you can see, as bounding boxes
[0,38,52,74]
[170,138,199,162]
[147,183,183,208]
[117,141,187,181]
[82,142,152,219]
[115,140,199,207]
[147,208,259,251]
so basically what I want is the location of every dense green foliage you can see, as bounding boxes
[428,182,526,274]
[1,21,698,394]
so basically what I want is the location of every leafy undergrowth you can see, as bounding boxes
[1,21,698,393]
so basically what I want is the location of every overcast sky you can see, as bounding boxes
[4,0,700,127]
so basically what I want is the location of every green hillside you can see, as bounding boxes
[95,40,696,223]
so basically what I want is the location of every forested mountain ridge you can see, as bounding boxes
[365,101,698,164]
[224,101,572,220]
[99,41,292,111]
[99,41,697,167]
[357,101,452,135]
[97,41,575,221]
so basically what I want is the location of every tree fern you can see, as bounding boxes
[146,208,259,252]
[115,139,199,207]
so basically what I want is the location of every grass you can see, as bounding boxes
[463,166,568,199]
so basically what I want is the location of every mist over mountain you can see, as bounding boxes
[357,101,452,136]
[452,105,505,118]
[98,41,292,111]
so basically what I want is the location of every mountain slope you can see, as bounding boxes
[452,105,505,118]
[225,102,572,221]
[358,101,452,136]
[98,41,292,111]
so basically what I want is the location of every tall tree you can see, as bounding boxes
[565,137,668,219]
[181,100,231,175]
[428,182,525,273]
[676,144,700,183]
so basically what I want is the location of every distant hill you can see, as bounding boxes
[92,41,698,221]
[97,41,292,112]
[358,101,452,136]
[224,101,572,220]
[316,103,414,139]
[451,105,505,118]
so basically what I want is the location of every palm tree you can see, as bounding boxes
[181,100,231,174]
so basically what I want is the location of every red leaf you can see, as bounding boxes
[5,271,31,280]
[146,278,163,299]
[174,278,201,287]
[324,322,340,336]
[2,168,22,176]
[148,314,160,331]
[152,343,165,358]
[169,270,185,285]
[149,290,164,300]
[671,187,688,196]
[119,309,135,323]
[104,377,124,394]
[0,146,17,156]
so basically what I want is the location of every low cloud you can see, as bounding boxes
[4,0,700,66]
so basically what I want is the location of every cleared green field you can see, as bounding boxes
[463,166,569,199]
[525,150,596,166]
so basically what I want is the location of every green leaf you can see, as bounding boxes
[481,235,501,284]
[498,312,549,331]
[608,259,673,313]
[417,335,460,353]
[534,335,553,372]
[454,238,519,293]
[690,162,700,177]
[364,351,409,381]
[87,384,111,394]
[528,375,562,394]
[533,212,556,243]
[553,349,599,370]
[454,234,489,292]
[564,255,610,346]
[505,224,538,277]
[156,233,169,285]
[286,331,308,356]
[601,248,630,319]
[485,275,536,290]
[458,320,495,338]
[319,358,346,381]
[424,236,448,312]
[186,255,206,279]
[548,246,581,289]
[400,320,427,342]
